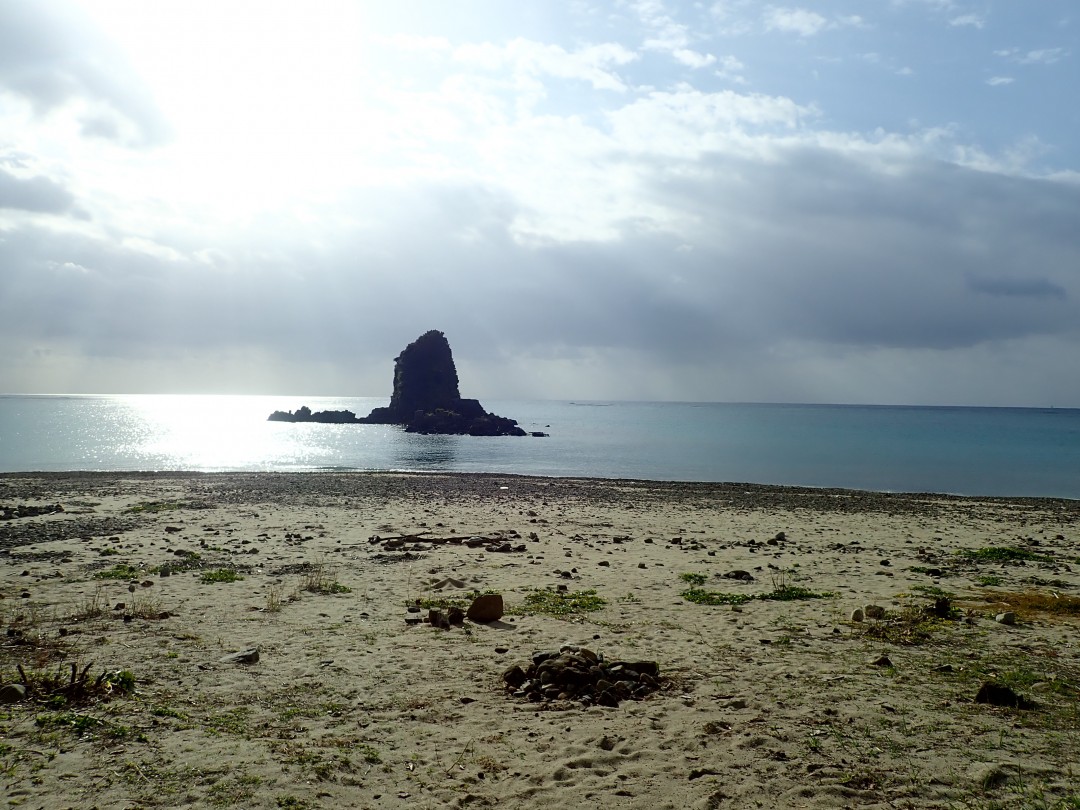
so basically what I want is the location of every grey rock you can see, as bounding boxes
[850,608,865,623]
[864,604,886,620]
[995,611,1016,625]
[0,683,28,703]
[219,648,260,665]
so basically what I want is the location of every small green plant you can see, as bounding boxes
[513,588,607,617]
[958,546,1052,564]
[680,572,709,586]
[682,588,753,606]
[358,745,381,764]
[302,561,351,595]
[976,574,1004,587]
[200,569,243,584]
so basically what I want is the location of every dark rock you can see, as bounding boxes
[975,681,1035,709]
[357,331,529,436]
[724,570,755,581]
[268,406,361,423]
[0,683,28,703]
[466,593,504,623]
[503,665,528,689]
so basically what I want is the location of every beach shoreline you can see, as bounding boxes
[2,472,1079,808]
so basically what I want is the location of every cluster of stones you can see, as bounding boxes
[406,593,505,629]
[1,503,64,521]
[502,646,666,708]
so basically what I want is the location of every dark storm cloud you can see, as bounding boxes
[967,276,1067,299]
[0,166,75,213]
[0,2,170,146]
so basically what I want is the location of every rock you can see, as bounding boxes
[850,608,865,623]
[995,612,1016,625]
[219,648,260,665]
[502,665,528,689]
[0,683,28,703]
[466,593,504,623]
[267,406,361,423]
[864,604,886,620]
[975,681,1035,709]
[724,570,755,581]
[427,609,451,630]
[357,331,528,436]
[871,655,893,667]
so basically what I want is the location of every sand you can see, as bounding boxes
[1,472,1079,809]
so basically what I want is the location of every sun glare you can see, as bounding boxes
[81,1,401,215]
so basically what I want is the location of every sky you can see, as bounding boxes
[1,0,1078,406]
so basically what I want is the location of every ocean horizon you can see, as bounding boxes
[1,394,1079,500]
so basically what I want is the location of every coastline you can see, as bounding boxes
[2,472,1079,808]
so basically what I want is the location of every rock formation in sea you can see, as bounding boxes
[268,330,539,436]
[360,330,528,436]
[267,406,360,424]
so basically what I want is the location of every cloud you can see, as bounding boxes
[763,7,829,36]
[995,47,1067,65]
[986,76,1015,86]
[452,39,638,92]
[0,165,75,213]
[967,276,1067,299]
[949,14,986,29]
[0,2,169,146]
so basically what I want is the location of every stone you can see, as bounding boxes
[995,612,1016,625]
[502,665,528,689]
[975,681,1035,709]
[850,608,865,623]
[219,648,260,665]
[466,593,504,623]
[871,655,893,667]
[864,604,886,620]
[724,570,755,581]
[357,331,528,436]
[0,683,28,703]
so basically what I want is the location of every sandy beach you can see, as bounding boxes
[1,472,1078,809]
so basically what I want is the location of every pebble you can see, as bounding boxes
[995,612,1016,625]
[219,648,260,665]
[850,608,865,623]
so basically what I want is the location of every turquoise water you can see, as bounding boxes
[1,395,1078,498]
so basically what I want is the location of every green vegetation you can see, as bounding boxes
[681,570,832,606]
[680,572,708,586]
[958,546,1052,564]
[200,569,243,584]
[976,574,1004,587]
[515,588,607,617]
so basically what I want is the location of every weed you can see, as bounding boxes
[680,572,709,586]
[7,662,135,704]
[976,575,1004,587]
[265,584,284,612]
[302,561,351,595]
[358,744,382,764]
[206,707,250,736]
[512,588,607,618]
[276,798,312,810]
[200,569,243,584]
[682,570,832,606]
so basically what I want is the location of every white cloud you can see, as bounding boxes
[763,7,828,36]
[714,55,748,84]
[987,76,1015,86]
[996,47,1067,65]
[672,49,717,69]
[950,14,986,29]
[452,39,638,92]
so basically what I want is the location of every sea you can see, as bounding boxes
[1,395,1078,499]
